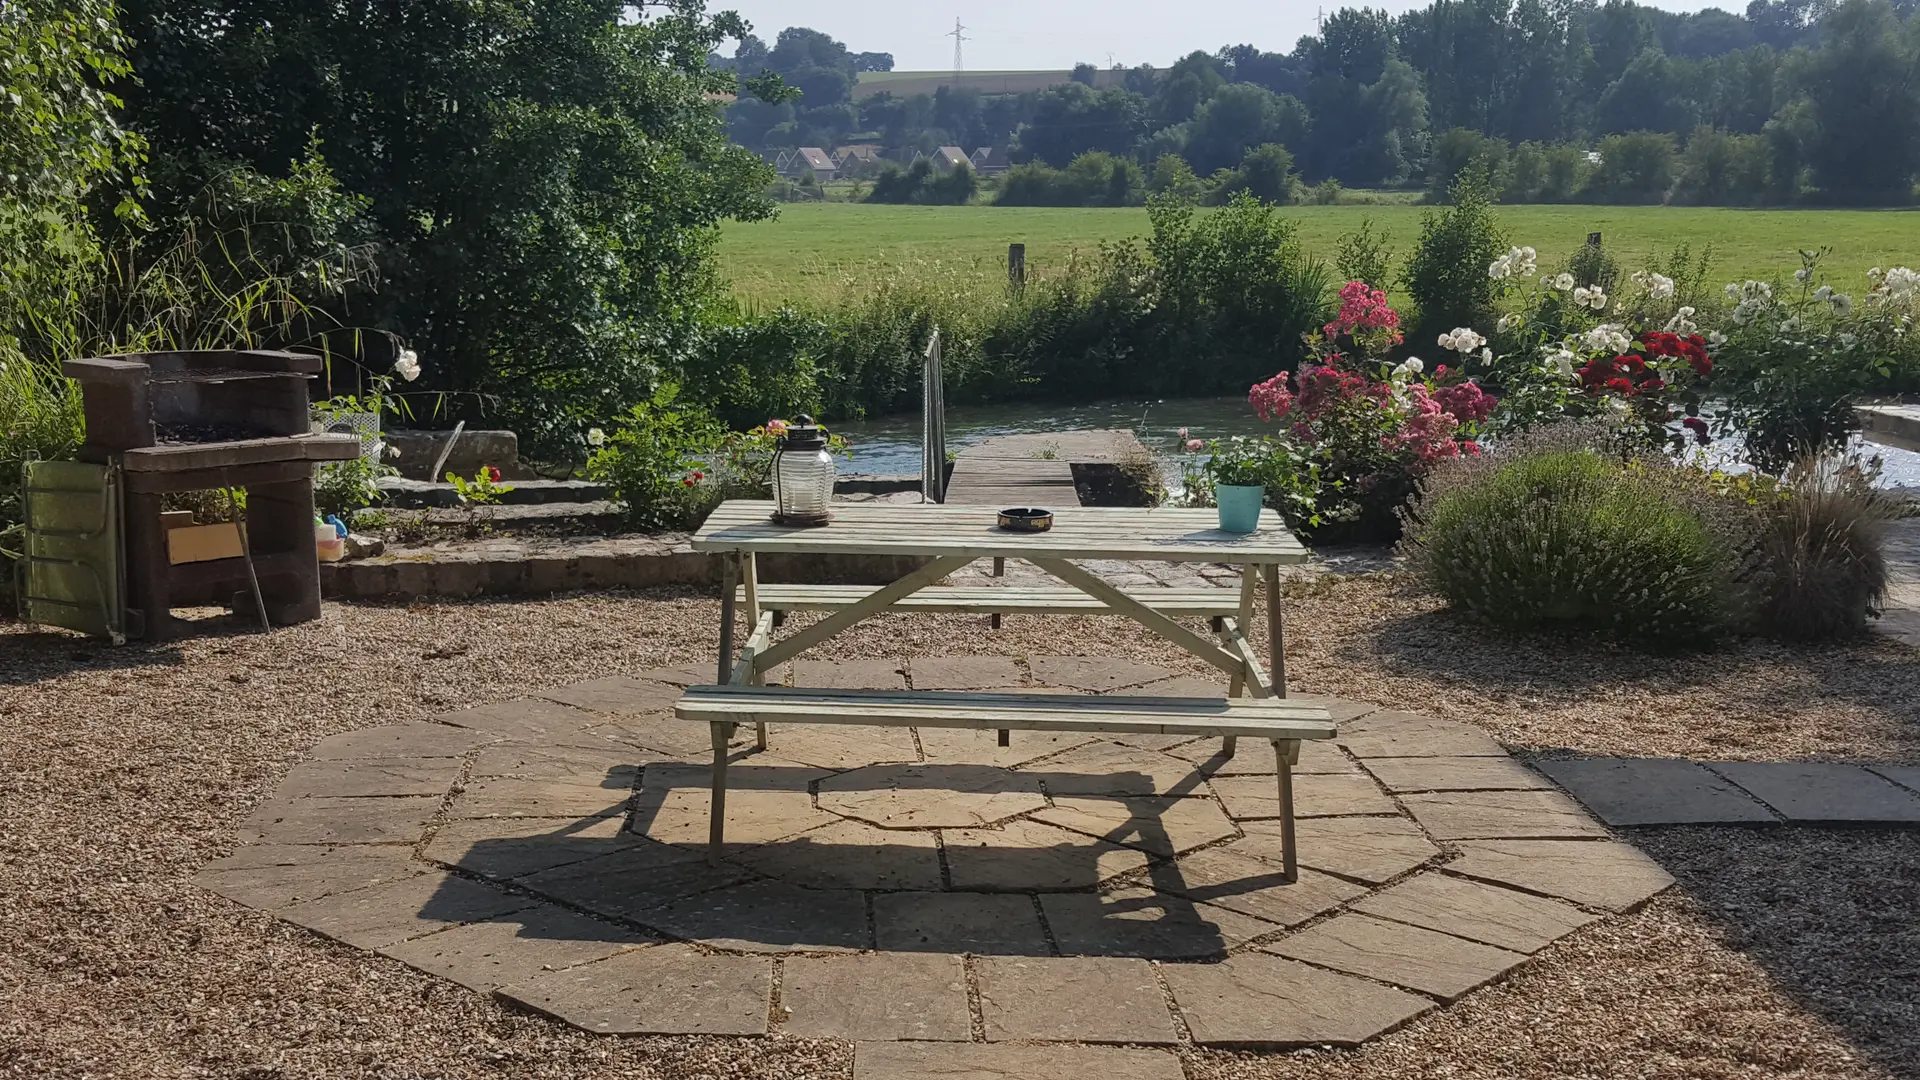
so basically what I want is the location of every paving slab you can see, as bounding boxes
[626,664,713,687]
[1361,755,1553,793]
[1530,757,1776,826]
[434,698,599,742]
[586,712,736,758]
[196,844,422,909]
[755,723,920,770]
[1040,887,1275,959]
[909,655,1024,690]
[731,819,944,891]
[1162,953,1433,1047]
[1033,795,1237,856]
[1156,849,1367,928]
[781,953,970,1041]
[1708,761,1920,824]
[279,871,533,949]
[872,892,1052,955]
[469,742,654,781]
[820,763,1046,829]
[852,1041,1184,1080]
[1212,771,1398,819]
[1128,675,1232,704]
[1031,655,1171,692]
[1266,913,1528,1001]
[308,723,496,760]
[531,675,682,717]
[916,726,1096,768]
[423,816,638,881]
[1870,764,1920,793]
[1231,816,1440,885]
[976,955,1178,1044]
[452,776,634,820]
[784,658,908,689]
[944,819,1152,891]
[1447,839,1676,912]
[1338,713,1507,759]
[276,757,464,799]
[1353,872,1600,954]
[240,795,440,846]
[635,761,834,846]
[517,840,748,921]
[1400,789,1607,840]
[1165,736,1357,776]
[1020,740,1210,797]
[646,879,870,953]
[499,944,770,1035]
[1283,694,1383,724]
[378,903,653,991]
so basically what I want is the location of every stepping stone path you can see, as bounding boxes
[1533,756,1920,826]
[201,654,1686,1071]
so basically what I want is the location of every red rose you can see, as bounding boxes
[1640,377,1666,392]
[1605,377,1637,396]
[485,465,502,483]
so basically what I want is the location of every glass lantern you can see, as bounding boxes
[772,415,836,526]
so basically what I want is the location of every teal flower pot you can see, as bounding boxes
[1215,484,1265,534]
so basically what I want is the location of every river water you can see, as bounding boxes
[830,395,1920,491]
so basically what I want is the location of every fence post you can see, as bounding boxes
[1008,243,1026,291]
[1587,231,1602,247]
[922,330,946,504]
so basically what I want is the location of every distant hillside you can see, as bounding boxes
[853,69,1128,100]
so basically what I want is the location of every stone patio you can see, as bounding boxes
[199,655,1679,1068]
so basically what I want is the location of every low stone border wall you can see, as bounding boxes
[320,535,928,601]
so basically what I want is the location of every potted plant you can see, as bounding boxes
[1203,436,1270,533]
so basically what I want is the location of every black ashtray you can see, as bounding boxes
[997,508,1054,532]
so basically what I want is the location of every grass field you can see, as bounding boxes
[717,202,1920,306]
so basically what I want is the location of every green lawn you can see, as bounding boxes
[718,202,1920,307]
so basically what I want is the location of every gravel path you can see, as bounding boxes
[2,576,1916,1078]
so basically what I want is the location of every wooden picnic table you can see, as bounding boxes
[691,500,1310,707]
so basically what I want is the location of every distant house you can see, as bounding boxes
[784,147,838,183]
[969,146,1012,175]
[834,144,885,178]
[928,146,971,173]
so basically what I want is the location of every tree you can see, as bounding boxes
[118,0,783,448]
[1183,84,1308,174]
[1212,143,1301,204]
[1012,83,1149,166]
[1789,0,1920,203]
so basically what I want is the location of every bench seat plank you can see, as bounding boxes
[735,584,1244,616]
[675,685,1334,740]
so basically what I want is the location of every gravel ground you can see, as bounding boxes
[2,575,1916,1078]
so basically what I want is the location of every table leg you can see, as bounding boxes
[709,721,735,864]
[716,554,737,685]
[1223,562,1260,758]
[1272,738,1299,881]
[990,556,1004,630]
[741,552,767,749]
[1265,562,1286,698]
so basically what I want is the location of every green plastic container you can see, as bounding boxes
[1215,483,1265,534]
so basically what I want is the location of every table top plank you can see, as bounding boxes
[692,500,1309,563]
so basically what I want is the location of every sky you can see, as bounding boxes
[719,0,1741,71]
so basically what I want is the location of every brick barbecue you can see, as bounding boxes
[62,350,361,640]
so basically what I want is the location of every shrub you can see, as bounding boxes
[584,385,727,529]
[1582,132,1678,204]
[1403,442,1740,650]
[996,153,1144,207]
[1206,143,1301,205]
[1751,456,1890,640]
[1424,129,1509,203]
[1403,172,1507,348]
[1334,218,1396,292]
[0,359,87,564]
[867,160,977,205]
[680,307,827,430]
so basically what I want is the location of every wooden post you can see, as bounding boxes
[717,554,737,685]
[1272,739,1299,881]
[1265,562,1286,697]
[1587,231,1602,247]
[708,721,734,863]
[1008,243,1026,291]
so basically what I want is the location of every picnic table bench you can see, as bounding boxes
[676,500,1333,879]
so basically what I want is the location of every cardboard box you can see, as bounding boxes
[167,522,244,565]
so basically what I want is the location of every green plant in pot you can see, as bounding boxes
[1204,436,1271,533]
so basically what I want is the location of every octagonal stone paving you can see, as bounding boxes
[975,956,1179,1044]
[1444,839,1676,912]
[641,879,870,953]
[307,723,496,760]
[1400,789,1608,841]
[781,953,971,1041]
[730,819,944,891]
[1032,795,1238,857]
[1156,848,1367,928]
[908,655,1024,690]
[1352,872,1600,954]
[1039,887,1279,959]
[422,816,638,882]
[754,723,919,770]
[1162,952,1433,1047]
[499,944,770,1035]
[944,818,1153,891]
[916,725,1096,768]
[820,763,1046,829]
[1211,771,1399,819]
[276,756,463,799]
[872,892,1052,955]
[1231,815,1441,884]
[1031,655,1172,692]
[531,674,682,717]
[634,761,833,846]
[197,843,423,910]
[378,903,654,992]
[1265,913,1528,1002]
[1019,740,1211,797]
[1338,712,1508,759]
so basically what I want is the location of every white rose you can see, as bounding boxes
[1794,267,1811,282]
[1555,273,1575,291]
[1437,332,1455,350]
[587,427,607,448]
[1404,357,1424,374]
